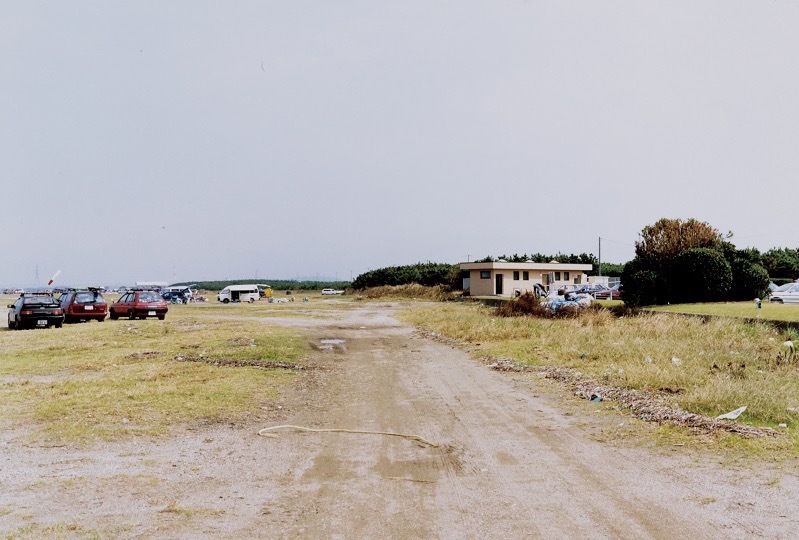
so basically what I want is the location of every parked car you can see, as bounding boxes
[594,284,623,300]
[7,292,64,329]
[321,288,344,295]
[109,290,169,320]
[59,288,108,322]
[769,281,799,304]
[571,284,609,297]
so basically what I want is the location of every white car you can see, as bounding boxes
[769,281,799,304]
[321,288,344,295]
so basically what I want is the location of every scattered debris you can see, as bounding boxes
[716,406,747,420]
[485,358,779,437]
[671,357,682,366]
[174,355,309,371]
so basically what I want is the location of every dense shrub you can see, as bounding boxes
[352,263,461,290]
[730,258,770,300]
[621,260,664,307]
[672,248,732,303]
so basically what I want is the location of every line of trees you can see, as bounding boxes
[351,263,460,290]
[760,248,799,282]
[475,253,624,277]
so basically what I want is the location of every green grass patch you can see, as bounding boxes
[399,303,799,456]
[648,301,799,322]
[0,312,307,443]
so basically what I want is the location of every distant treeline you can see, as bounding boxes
[760,247,799,283]
[352,263,460,290]
[172,279,352,291]
[475,253,623,277]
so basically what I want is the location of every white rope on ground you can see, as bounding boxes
[257,424,438,448]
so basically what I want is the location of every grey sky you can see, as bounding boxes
[3,1,797,286]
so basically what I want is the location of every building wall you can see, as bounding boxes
[469,270,495,296]
[468,269,589,297]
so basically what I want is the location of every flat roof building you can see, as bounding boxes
[461,261,593,297]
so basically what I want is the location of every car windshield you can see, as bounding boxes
[139,292,162,302]
[22,296,58,306]
[75,291,105,304]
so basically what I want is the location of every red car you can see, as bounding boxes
[109,290,169,320]
[60,288,108,323]
[595,284,623,300]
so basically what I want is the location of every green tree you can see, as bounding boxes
[672,248,732,303]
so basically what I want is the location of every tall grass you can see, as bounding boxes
[399,303,799,428]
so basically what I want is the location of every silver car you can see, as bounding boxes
[769,281,799,304]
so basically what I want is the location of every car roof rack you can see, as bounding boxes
[65,286,106,292]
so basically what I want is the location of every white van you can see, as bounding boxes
[217,284,260,303]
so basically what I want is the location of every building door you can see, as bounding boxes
[495,273,503,295]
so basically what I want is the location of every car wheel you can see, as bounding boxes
[158,315,165,320]
[97,317,105,322]
[8,317,15,330]
[222,299,229,304]
[54,322,62,328]
[130,311,137,320]
[109,310,119,320]
[772,298,784,304]
[248,298,255,303]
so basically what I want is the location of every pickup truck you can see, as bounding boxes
[321,288,344,295]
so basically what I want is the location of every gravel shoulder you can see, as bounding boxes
[1,303,798,538]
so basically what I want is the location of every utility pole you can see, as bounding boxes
[598,237,602,277]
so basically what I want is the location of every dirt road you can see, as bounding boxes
[2,303,797,538]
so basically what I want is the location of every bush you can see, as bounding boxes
[621,258,665,307]
[730,258,770,300]
[672,248,732,303]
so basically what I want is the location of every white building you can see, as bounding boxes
[461,261,593,297]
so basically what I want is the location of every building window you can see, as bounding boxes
[513,271,520,280]
[555,271,561,281]
[523,271,529,280]
[480,271,491,279]
[564,272,570,281]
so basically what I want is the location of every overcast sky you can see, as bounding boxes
[3,1,797,286]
